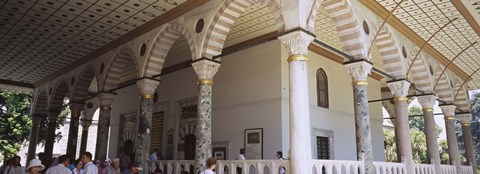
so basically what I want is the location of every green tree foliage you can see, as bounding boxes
[439,140,449,164]
[458,92,480,170]
[0,91,31,160]
[384,129,397,162]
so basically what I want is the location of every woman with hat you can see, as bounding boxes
[26,159,45,174]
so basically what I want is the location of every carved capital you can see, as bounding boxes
[417,95,436,109]
[278,30,314,56]
[345,61,372,82]
[192,59,220,82]
[387,80,410,98]
[136,78,160,99]
[439,105,456,119]
[81,120,92,129]
[47,108,61,122]
[97,92,116,109]
[68,102,85,113]
[456,113,472,125]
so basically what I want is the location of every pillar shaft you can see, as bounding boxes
[279,30,314,174]
[387,80,414,174]
[418,95,441,173]
[66,103,83,158]
[27,116,42,164]
[440,105,461,172]
[191,59,220,174]
[44,109,61,164]
[79,121,91,156]
[345,61,374,174]
[95,93,115,160]
[462,125,476,171]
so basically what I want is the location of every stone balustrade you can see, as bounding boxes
[145,160,473,174]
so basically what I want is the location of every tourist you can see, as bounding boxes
[200,157,217,174]
[119,151,130,173]
[45,155,71,174]
[72,159,83,174]
[121,163,142,174]
[103,158,120,174]
[235,148,245,174]
[149,150,158,161]
[81,152,97,174]
[276,151,286,174]
[3,156,24,174]
[25,159,45,174]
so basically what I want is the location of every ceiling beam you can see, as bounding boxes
[0,79,34,89]
[360,1,470,81]
[33,0,209,87]
[452,1,480,37]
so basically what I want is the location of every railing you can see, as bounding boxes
[312,159,365,174]
[441,165,456,174]
[146,160,194,174]
[373,161,406,174]
[414,164,435,174]
[459,165,474,174]
[216,160,289,174]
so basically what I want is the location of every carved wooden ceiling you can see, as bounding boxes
[0,0,186,92]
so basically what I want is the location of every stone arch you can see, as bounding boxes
[409,48,434,93]
[71,65,97,102]
[373,25,407,79]
[49,79,70,110]
[143,22,196,77]
[319,0,371,60]
[454,83,470,112]
[31,89,48,115]
[434,72,454,103]
[202,0,285,58]
[103,47,138,91]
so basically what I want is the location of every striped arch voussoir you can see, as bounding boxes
[435,72,453,103]
[373,25,406,79]
[49,79,69,110]
[32,88,48,115]
[322,0,369,60]
[145,22,196,77]
[103,47,137,91]
[409,48,433,92]
[454,83,470,112]
[202,0,284,58]
[71,65,97,102]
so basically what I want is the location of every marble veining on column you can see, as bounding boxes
[27,117,42,163]
[418,95,441,174]
[136,97,153,169]
[195,83,213,174]
[67,104,83,158]
[353,84,374,174]
[95,107,111,160]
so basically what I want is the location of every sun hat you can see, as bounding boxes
[26,159,45,171]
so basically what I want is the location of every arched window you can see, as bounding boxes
[317,68,329,108]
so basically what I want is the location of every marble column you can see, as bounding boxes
[417,95,441,173]
[79,119,92,156]
[27,116,43,164]
[345,61,374,174]
[278,30,314,174]
[387,80,414,174]
[95,92,115,160]
[135,78,160,171]
[439,105,461,172]
[191,59,220,174]
[44,108,61,164]
[66,102,84,158]
[457,113,477,172]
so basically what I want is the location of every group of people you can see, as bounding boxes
[0,152,143,174]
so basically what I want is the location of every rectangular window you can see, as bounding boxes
[316,136,330,159]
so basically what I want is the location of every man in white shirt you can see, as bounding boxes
[235,148,245,174]
[81,152,97,174]
[45,155,72,174]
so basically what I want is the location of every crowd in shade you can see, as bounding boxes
[0,152,147,174]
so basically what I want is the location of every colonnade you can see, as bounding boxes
[25,30,477,174]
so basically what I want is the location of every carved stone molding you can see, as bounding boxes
[439,105,456,118]
[345,61,372,82]
[387,80,410,98]
[278,30,314,56]
[191,59,220,81]
[136,78,160,98]
[417,95,436,109]
[456,113,472,124]
[97,92,116,108]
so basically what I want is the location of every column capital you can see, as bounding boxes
[81,120,92,128]
[47,108,61,121]
[439,105,456,119]
[68,102,85,112]
[345,61,372,83]
[97,92,116,109]
[278,30,314,56]
[136,78,160,99]
[417,95,436,110]
[192,59,220,84]
[387,80,410,99]
[456,113,472,126]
